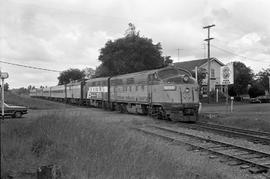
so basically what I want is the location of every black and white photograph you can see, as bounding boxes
[1,0,270,178]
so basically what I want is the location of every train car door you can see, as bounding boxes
[147,74,153,104]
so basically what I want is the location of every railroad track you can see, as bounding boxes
[170,122,270,145]
[133,125,270,174]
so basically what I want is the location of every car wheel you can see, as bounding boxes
[14,111,22,118]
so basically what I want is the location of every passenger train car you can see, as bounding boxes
[30,66,200,122]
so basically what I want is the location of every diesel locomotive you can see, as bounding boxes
[30,66,200,122]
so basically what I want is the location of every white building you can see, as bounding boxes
[174,58,225,94]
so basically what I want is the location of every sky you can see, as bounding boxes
[1,0,270,88]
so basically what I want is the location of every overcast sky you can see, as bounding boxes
[1,0,270,88]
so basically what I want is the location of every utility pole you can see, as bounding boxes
[177,48,183,62]
[1,71,9,120]
[203,24,215,104]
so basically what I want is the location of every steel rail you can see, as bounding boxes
[172,122,270,145]
[133,126,270,173]
[196,122,270,137]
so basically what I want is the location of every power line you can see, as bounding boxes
[211,44,268,62]
[0,60,61,73]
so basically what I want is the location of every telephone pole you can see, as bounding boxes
[203,24,215,104]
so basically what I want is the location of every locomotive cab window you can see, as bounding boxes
[158,68,191,79]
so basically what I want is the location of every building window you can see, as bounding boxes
[211,69,215,78]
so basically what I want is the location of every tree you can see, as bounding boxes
[4,83,9,91]
[248,83,265,98]
[95,23,166,77]
[82,67,95,79]
[230,61,254,95]
[58,68,85,85]
[163,56,173,66]
[256,68,270,92]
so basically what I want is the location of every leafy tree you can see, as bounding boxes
[248,83,265,98]
[96,23,166,77]
[14,87,28,95]
[163,56,173,66]
[4,83,9,91]
[231,61,254,95]
[58,68,85,85]
[82,67,95,79]
[256,68,270,92]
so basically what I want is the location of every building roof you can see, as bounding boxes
[174,57,224,72]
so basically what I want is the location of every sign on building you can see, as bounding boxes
[220,63,234,85]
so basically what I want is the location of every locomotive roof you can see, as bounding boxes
[85,76,109,83]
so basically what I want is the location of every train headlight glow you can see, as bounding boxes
[183,75,189,82]
[185,88,190,93]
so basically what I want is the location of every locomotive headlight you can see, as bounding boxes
[185,88,190,93]
[183,75,189,82]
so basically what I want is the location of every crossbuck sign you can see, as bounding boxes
[220,63,234,85]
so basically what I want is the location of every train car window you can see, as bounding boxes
[102,81,107,86]
[111,79,123,86]
[135,85,138,91]
[117,79,123,85]
[129,86,132,92]
[141,85,145,91]
[92,82,96,86]
[111,80,116,86]
[126,78,135,84]
[148,74,152,81]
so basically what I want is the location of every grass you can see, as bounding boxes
[5,91,71,110]
[200,103,270,132]
[1,112,183,178]
[1,111,240,179]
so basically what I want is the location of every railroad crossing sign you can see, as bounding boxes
[220,63,234,85]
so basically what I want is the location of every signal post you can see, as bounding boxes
[1,71,9,120]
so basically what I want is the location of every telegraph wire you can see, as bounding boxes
[211,44,268,62]
[0,60,61,73]
[211,44,247,59]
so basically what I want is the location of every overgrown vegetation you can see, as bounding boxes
[200,103,270,132]
[1,112,181,178]
[5,91,71,109]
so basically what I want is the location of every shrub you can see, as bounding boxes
[248,83,265,98]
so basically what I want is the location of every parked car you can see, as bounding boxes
[0,102,28,118]
[257,95,270,103]
[249,97,261,103]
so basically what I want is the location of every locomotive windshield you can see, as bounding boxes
[157,68,190,79]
